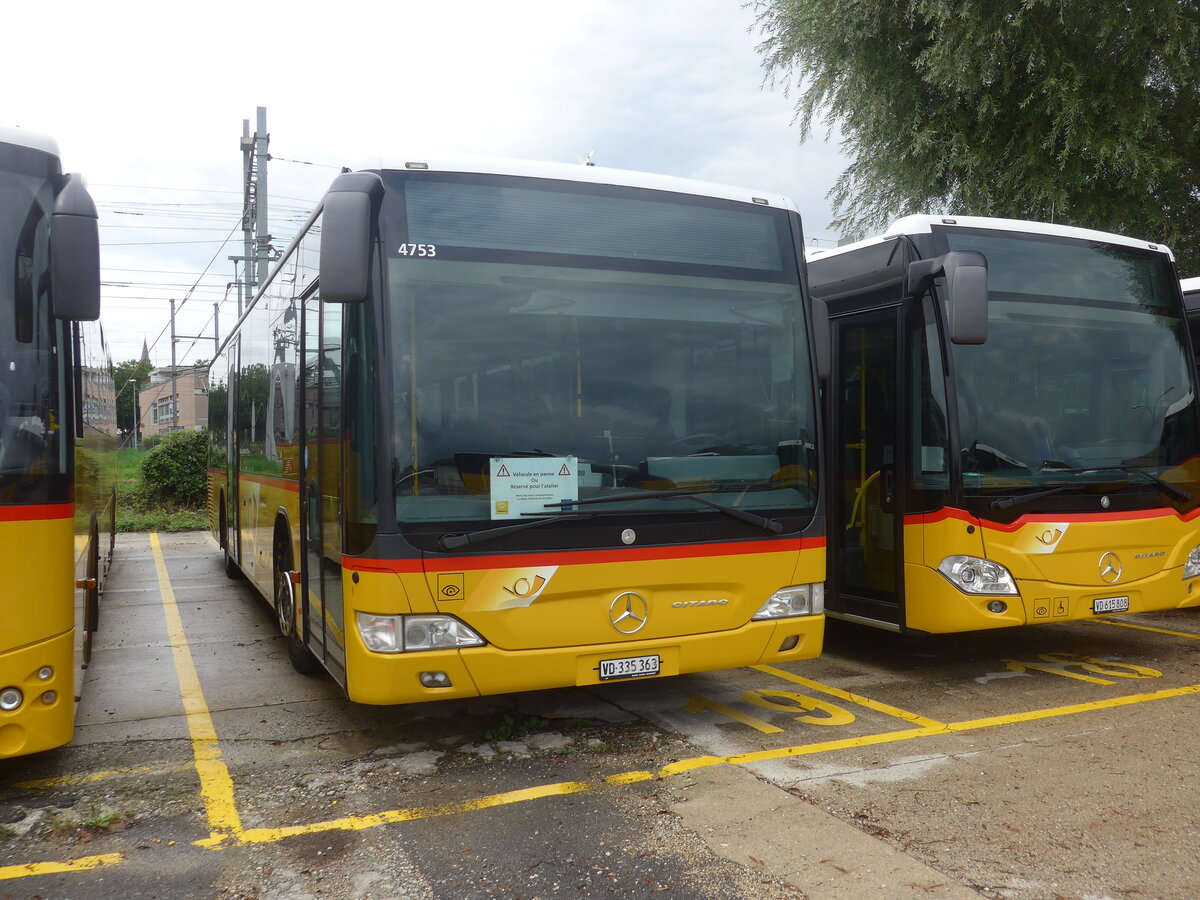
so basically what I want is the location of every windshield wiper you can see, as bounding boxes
[436,505,702,551]
[437,512,584,552]
[989,484,1081,511]
[544,487,785,534]
[1073,465,1194,504]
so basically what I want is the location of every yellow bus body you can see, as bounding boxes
[215,473,825,705]
[0,510,80,758]
[903,508,1200,633]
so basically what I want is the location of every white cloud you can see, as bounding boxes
[4,0,846,364]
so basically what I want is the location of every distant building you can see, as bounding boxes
[139,365,208,438]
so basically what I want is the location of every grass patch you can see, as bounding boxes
[116,448,207,532]
[484,715,550,742]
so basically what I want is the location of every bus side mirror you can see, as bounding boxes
[320,191,373,303]
[810,297,831,380]
[906,250,988,345]
[51,174,101,321]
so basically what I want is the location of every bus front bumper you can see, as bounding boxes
[0,630,74,759]
[344,615,824,705]
[905,563,1200,633]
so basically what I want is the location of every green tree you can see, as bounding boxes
[755,0,1200,274]
[113,358,155,440]
[140,430,208,506]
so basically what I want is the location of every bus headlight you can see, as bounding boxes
[1184,545,1200,580]
[937,556,1018,595]
[0,687,23,711]
[402,616,486,651]
[356,612,486,654]
[752,583,825,620]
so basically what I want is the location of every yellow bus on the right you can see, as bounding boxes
[807,215,1200,634]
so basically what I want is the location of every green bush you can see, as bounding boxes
[140,430,208,506]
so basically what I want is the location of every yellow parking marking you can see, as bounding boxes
[754,664,946,728]
[1094,618,1200,640]
[233,782,592,844]
[654,679,1200,777]
[9,763,192,791]
[8,536,1200,884]
[149,533,243,848]
[0,853,124,881]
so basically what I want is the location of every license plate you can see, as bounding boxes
[598,654,660,681]
[1093,596,1130,614]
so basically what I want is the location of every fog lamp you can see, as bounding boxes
[419,672,452,688]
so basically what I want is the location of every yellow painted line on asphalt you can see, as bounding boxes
[9,763,192,791]
[233,781,592,844]
[10,535,1200,872]
[944,681,1200,731]
[1093,618,1200,640]
[149,532,244,848]
[753,664,947,728]
[0,853,124,881]
[655,678,1200,777]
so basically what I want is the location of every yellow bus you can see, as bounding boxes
[807,215,1200,634]
[208,158,825,703]
[0,125,114,758]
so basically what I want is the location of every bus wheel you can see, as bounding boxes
[221,503,241,580]
[83,522,100,665]
[274,551,322,676]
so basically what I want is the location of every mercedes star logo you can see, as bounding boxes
[609,591,649,634]
[1098,551,1123,584]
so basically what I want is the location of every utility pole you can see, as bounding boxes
[255,107,271,288]
[170,299,177,430]
[231,107,271,318]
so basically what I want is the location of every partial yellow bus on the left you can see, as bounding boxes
[0,125,114,759]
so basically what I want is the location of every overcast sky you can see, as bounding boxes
[6,0,847,367]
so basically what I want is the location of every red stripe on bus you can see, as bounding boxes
[0,503,74,522]
[236,473,301,493]
[344,537,825,574]
[904,505,1200,532]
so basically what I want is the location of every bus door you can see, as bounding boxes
[828,308,905,626]
[300,294,347,685]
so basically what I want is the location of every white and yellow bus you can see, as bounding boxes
[807,215,1200,633]
[0,125,115,758]
[208,157,826,703]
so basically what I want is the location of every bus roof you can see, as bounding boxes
[365,155,801,212]
[808,214,1174,262]
[0,125,60,158]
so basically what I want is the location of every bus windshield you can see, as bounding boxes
[938,227,1200,496]
[382,172,817,533]
[0,141,62,503]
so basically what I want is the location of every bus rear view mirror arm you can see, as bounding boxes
[906,250,989,345]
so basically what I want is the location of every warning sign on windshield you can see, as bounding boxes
[490,456,579,520]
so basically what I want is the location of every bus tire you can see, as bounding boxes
[274,542,322,676]
[83,521,100,665]
[220,501,241,580]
